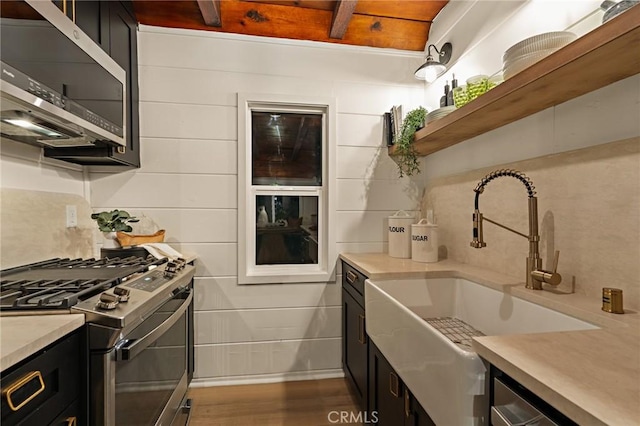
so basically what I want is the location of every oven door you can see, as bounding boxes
[90,288,192,426]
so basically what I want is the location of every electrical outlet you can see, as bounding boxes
[66,205,77,228]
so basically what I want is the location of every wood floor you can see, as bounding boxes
[188,378,363,426]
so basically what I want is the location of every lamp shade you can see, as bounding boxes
[414,59,446,82]
[414,43,452,82]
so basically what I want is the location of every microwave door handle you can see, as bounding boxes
[116,290,192,361]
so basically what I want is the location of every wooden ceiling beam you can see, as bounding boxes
[355,1,449,22]
[243,1,335,11]
[196,0,222,26]
[330,0,357,39]
[242,0,449,22]
[133,0,436,51]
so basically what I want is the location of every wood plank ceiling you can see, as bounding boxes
[132,0,449,51]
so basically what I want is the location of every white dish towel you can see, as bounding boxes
[140,243,183,260]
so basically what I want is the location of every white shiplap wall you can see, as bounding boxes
[89,26,426,385]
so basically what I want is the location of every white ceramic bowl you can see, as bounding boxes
[503,31,576,63]
[425,106,456,124]
[503,50,555,79]
[503,47,560,69]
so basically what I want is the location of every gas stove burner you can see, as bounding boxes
[0,256,167,311]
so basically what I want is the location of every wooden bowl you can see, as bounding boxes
[116,229,165,247]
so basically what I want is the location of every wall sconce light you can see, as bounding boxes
[414,43,453,83]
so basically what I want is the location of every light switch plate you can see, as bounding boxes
[66,205,77,228]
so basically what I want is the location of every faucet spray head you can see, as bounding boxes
[474,169,537,198]
[471,210,487,248]
[472,169,535,249]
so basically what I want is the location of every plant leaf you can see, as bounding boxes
[393,106,426,177]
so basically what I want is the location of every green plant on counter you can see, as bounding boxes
[394,106,427,177]
[91,209,139,232]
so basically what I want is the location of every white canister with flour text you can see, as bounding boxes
[388,211,415,258]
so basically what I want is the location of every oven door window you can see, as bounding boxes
[114,296,187,426]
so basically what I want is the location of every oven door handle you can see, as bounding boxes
[116,289,193,361]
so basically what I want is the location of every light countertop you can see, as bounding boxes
[0,314,85,371]
[339,252,640,426]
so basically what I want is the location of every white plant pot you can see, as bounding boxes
[102,231,120,249]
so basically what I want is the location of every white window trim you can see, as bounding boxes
[237,93,336,284]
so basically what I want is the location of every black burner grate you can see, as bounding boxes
[0,256,167,310]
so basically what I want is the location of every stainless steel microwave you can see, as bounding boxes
[0,0,126,148]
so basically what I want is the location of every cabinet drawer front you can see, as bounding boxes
[342,261,367,298]
[1,331,82,426]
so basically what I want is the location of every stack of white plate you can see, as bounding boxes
[502,31,576,80]
[425,106,456,124]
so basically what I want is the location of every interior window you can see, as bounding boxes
[237,95,335,284]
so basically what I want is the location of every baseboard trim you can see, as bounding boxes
[190,369,345,388]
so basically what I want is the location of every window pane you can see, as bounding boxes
[256,195,318,265]
[252,112,322,186]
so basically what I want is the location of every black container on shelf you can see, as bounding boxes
[447,74,458,106]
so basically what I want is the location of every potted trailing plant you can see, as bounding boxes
[91,209,139,248]
[393,106,427,177]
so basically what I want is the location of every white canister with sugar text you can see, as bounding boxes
[411,219,438,263]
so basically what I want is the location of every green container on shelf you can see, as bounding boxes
[466,75,489,100]
[453,85,469,108]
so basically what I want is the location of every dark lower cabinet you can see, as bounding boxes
[368,343,435,426]
[50,401,81,426]
[368,342,404,425]
[343,287,368,408]
[410,394,436,426]
[341,260,369,411]
[0,329,87,426]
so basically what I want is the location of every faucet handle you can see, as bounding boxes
[551,250,560,273]
[531,250,562,286]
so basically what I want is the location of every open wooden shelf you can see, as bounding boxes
[389,5,640,157]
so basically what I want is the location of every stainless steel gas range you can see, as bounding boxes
[0,255,196,426]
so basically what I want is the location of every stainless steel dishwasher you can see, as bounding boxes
[490,368,577,426]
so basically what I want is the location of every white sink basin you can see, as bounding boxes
[365,277,598,426]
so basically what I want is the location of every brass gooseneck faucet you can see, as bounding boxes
[471,169,561,290]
